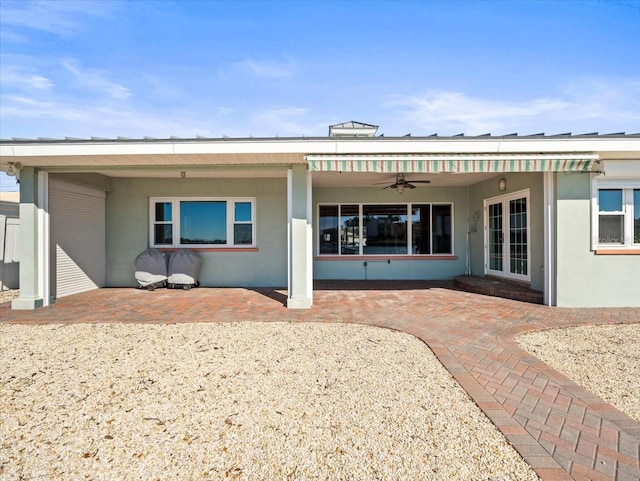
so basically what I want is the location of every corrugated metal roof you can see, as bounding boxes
[1,132,639,144]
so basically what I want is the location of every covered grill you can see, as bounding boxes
[134,248,168,290]
[167,249,202,289]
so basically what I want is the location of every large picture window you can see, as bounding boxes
[318,203,453,256]
[592,180,640,250]
[150,197,255,248]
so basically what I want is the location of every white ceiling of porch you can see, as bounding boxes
[96,168,501,187]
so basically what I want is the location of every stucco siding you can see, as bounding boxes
[556,173,640,307]
[106,177,287,287]
[312,186,469,280]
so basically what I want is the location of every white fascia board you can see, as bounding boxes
[1,137,638,159]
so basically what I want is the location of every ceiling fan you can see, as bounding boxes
[374,173,431,193]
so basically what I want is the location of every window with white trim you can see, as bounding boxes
[318,203,453,256]
[592,180,640,249]
[150,197,256,248]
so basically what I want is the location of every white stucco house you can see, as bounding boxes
[1,122,639,309]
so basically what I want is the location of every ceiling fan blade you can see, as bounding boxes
[404,183,417,189]
[407,180,431,184]
[382,184,396,189]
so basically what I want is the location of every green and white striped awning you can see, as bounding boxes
[306,153,599,173]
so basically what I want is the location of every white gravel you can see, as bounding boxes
[1,322,539,481]
[517,323,640,422]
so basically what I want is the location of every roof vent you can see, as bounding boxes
[329,121,378,138]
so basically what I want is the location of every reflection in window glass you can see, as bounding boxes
[432,205,452,254]
[599,190,623,212]
[235,202,252,222]
[509,198,527,275]
[599,215,624,244]
[488,203,503,271]
[180,201,227,244]
[155,202,172,221]
[340,205,359,255]
[412,205,431,254]
[234,224,252,245]
[154,224,172,245]
[319,205,338,254]
[363,205,408,255]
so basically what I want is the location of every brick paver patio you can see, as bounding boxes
[1,281,639,481]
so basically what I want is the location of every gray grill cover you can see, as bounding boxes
[168,249,202,285]
[134,248,168,287]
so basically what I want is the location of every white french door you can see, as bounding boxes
[484,190,531,282]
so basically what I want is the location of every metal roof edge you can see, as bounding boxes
[1,132,640,145]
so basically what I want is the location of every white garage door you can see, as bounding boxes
[50,180,106,299]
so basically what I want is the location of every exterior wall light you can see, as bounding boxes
[6,162,22,176]
[499,178,507,192]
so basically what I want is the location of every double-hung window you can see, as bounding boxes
[592,180,640,250]
[318,203,453,256]
[150,197,256,248]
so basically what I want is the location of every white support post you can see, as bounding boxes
[543,171,556,306]
[11,167,44,309]
[37,171,50,306]
[287,165,313,308]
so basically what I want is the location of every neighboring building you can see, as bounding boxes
[1,122,639,309]
[0,191,20,291]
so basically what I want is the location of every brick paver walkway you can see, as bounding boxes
[2,281,639,481]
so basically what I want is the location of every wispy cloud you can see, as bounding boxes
[0,0,113,38]
[386,78,640,135]
[61,60,132,100]
[0,65,54,90]
[0,94,218,138]
[234,58,295,79]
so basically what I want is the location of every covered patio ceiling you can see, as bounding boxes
[89,167,501,188]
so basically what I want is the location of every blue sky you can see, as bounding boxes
[1,0,639,191]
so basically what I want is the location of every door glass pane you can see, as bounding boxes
[412,205,431,254]
[340,205,360,255]
[363,205,408,254]
[432,205,452,254]
[599,189,623,212]
[509,197,527,275]
[488,203,503,271]
[634,190,640,244]
[319,205,338,254]
[599,215,624,244]
[180,201,227,244]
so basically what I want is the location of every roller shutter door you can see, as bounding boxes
[50,180,106,299]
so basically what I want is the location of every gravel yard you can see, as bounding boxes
[1,322,539,481]
[517,322,640,423]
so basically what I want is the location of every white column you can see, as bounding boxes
[287,165,313,308]
[12,167,44,309]
[543,171,556,306]
[38,171,50,306]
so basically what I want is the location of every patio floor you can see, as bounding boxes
[1,281,639,481]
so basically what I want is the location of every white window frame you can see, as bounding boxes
[149,197,256,248]
[591,179,640,250]
[316,202,454,256]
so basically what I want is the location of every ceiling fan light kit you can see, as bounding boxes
[374,173,430,193]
